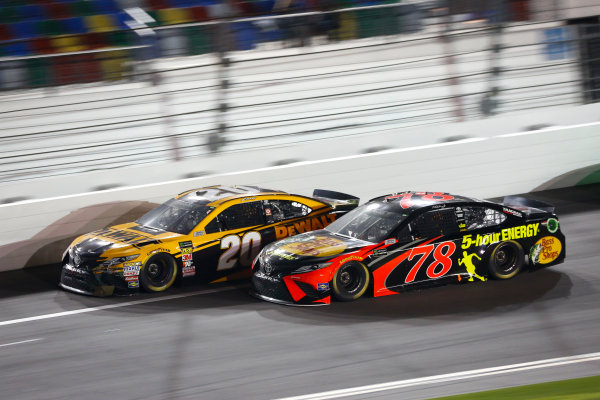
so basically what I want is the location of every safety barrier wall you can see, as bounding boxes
[0,122,598,273]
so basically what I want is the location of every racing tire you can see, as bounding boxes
[140,253,177,292]
[332,261,370,302]
[487,241,524,280]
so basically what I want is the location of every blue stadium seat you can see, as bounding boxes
[15,4,47,21]
[2,42,31,56]
[9,21,40,39]
[114,11,134,30]
[63,17,89,34]
[93,0,121,14]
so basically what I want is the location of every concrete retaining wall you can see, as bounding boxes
[0,122,598,272]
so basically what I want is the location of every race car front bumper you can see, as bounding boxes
[250,270,331,306]
[60,263,134,297]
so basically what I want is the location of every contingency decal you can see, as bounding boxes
[461,223,540,248]
[275,215,337,240]
[123,261,141,287]
[179,241,196,277]
[530,236,562,265]
[123,261,141,276]
[457,251,486,281]
[280,235,346,258]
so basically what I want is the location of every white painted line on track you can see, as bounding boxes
[0,285,242,327]
[0,338,43,348]
[274,352,600,400]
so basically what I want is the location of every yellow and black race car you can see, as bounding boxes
[59,185,358,296]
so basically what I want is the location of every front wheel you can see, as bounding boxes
[140,253,177,292]
[332,261,370,302]
[487,241,524,280]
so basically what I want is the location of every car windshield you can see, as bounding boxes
[325,202,406,243]
[136,198,214,235]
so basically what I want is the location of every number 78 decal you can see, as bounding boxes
[405,241,456,283]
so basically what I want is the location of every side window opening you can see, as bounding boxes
[218,202,265,231]
[460,206,506,230]
[264,200,312,222]
[411,209,459,238]
[204,217,220,234]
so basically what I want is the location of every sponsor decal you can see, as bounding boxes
[123,262,141,276]
[503,207,523,218]
[182,253,193,262]
[241,197,256,202]
[127,281,139,288]
[280,235,346,257]
[268,248,296,261]
[265,208,272,216]
[546,218,559,233]
[373,248,388,257]
[147,248,169,255]
[384,238,397,245]
[93,228,160,246]
[274,215,337,240]
[457,251,486,282]
[181,247,193,255]
[530,236,562,264]
[194,231,205,237]
[339,255,363,264]
[461,223,540,249]
[317,283,329,291]
[179,241,193,249]
[124,276,139,282]
[64,263,88,275]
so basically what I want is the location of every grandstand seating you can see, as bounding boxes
[0,0,402,88]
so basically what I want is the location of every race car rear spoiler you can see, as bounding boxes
[502,195,555,214]
[313,189,359,211]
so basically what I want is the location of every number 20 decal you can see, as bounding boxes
[217,232,262,271]
[405,241,456,283]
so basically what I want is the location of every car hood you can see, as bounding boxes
[259,230,371,270]
[72,223,183,257]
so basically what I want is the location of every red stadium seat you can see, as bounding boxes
[189,5,209,21]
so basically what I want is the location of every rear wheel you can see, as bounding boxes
[487,241,524,280]
[332,262,370,301]
[140,253,177,292]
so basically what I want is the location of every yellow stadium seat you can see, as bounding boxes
[337,12,358,41]
[85,14,117,33]
[51,36,87,53]
[157,8,193,25]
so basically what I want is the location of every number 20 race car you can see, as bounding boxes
[250,191,566,305]
[60,185,358,296]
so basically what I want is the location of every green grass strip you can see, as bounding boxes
[429,375,600,400]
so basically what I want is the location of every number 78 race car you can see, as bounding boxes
[250,191,566,305]
[60,185,358,296]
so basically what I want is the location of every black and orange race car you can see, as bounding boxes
[60,185,358,296]
[250,191,566,305]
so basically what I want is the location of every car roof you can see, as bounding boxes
[175,185,286,205]
[369,191,486,211]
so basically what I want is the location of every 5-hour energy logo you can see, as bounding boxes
[462,223,540,249]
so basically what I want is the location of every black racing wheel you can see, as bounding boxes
[487,241,524,280]
[332,261,370,302]
[140,253,177,292]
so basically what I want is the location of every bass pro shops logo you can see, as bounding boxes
[530,236,562,264]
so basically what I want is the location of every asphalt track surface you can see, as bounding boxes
[1,184,599,400]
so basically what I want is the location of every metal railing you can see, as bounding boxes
[0,3,596,187]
